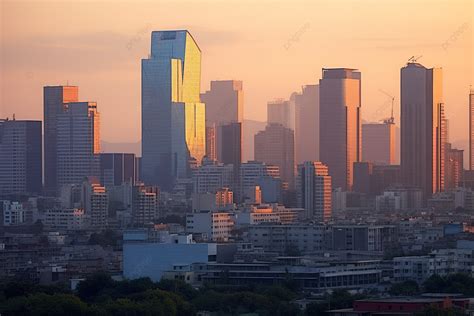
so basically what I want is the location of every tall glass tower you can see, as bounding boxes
[141,30,206,189]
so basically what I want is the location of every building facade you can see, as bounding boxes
[56,102,100,189]
[254,123,295,189]
[297,161,332,221]
[294,85,319,164]
[319,68,362,191]
[401,63,445,199]
[142,30,205,189]
[0,119,42,195]
[43,86,79,195]
[362,121,396,165]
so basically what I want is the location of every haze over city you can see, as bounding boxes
[1,0,472,158]
[2,1,474,315]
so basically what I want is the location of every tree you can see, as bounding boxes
[389,280,420,296]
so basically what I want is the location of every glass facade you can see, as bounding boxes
[142,30,205,189]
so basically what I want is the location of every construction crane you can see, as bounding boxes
[378,89,395,124]
[407,55,423,64]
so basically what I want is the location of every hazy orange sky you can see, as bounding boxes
[1,0,472,151]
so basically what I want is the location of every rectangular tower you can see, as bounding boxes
[319,68,361,191]
[362,121,396,165]
[43,86,79,195]
[142,30,205,189]
[401,62,445,198]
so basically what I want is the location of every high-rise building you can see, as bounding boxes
[319,68,362,191]
[81,178,108,230]
[445,143,464,191]
[470,89,474,170]
[362,121,396,165]
[193,160,234,194]
[294,85,319,164]
[43,86,79,195]
[0,119,42,195]
[201,80,243,126]
[220,122,242,193]
[132,184,159,225]
[401,62,445,198]
[240,161,281,203]
[296,161,332,222]
[100,153,139,187]
[205,125,217,161]
[267,99,294,130]
[57,102,100,189]
[142,30,205,189]
[254,123,295,189]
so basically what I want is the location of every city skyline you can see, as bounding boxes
[1,1,472,159]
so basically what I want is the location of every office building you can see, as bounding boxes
[186,211,234,241]
[81,178,108,230]
[240,161,281,203]
[294,84,319,164]
[56,102,100,189]
[201,80,243,126]
[401,62,445,198]
[297,161,332,221]
[267,99,294,129]
[132,184,159,225]
[100,153,138,187]
[193,161,234,194]
[1,201,25,226]
[254,123,295,189]
[362,121,396,165]
[319,68,362,191]
[445,143,464,190]
[44,86,79,195]
[205,125,217,161]
[0,119,42,195]
[142,30,205,189]
[470,89,474,170]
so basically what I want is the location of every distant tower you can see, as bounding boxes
[57,102,101,189]
[255,124,295,190]
[141,30,205,189]
[401,62,445,198]
[470,88,474,170]
[0,119,42,195]
[362,121,396,165]
[319,68,362,191]
[43,86,79,195]
[295,84,320,164]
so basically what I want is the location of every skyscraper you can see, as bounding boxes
[296,161,332,222]
[267,99,294,130]
[100,153,139,187]
[142,30,205,189]
[57,102,100,189]
[201,80,243,163]
[0,119,42,195]
[201,80,243,126]
[295,84,319,164]
[401,62,445,198]
[43,86,79,195]
[445,143,463,190]
[319,68,362,191]
[254,123,295,189]
[362,121,396,165]
[470,89,474,170]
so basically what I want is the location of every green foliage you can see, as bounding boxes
[88,230,119,247]
[423,273,474,295]
[389,280,420,296]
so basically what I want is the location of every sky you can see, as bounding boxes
[1,0,473,153]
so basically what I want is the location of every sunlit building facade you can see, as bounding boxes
[297,161,332,222]
[142,30,205,189]
[319,68,362,191]
[401,63,445,198]
[295,85,319,164]
[470,89,474,170]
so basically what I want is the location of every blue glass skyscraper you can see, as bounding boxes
[142,30,206,189]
